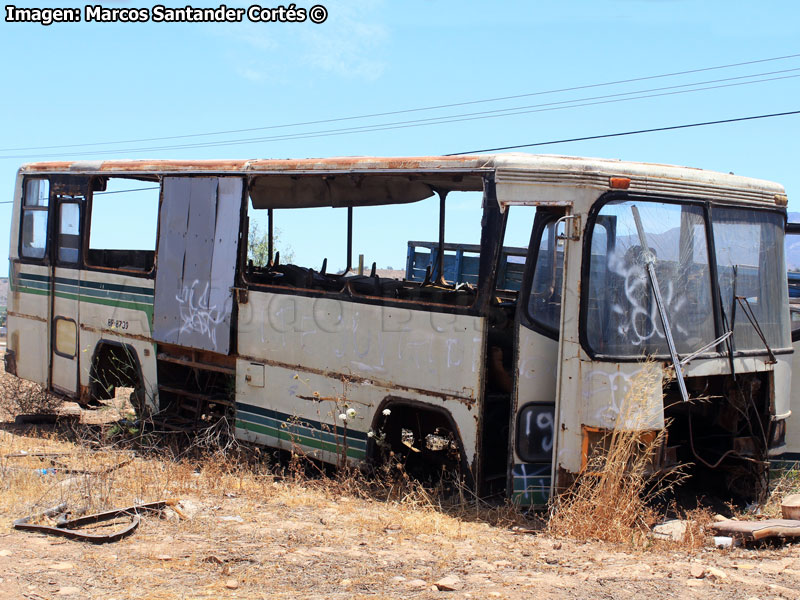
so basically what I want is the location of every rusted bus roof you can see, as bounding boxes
[20,159,255,173]
[19,155,496,175]
[17,153,787,203]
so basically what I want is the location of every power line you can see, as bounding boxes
[3,71,798,160]
[448,109,800,155]
[2,52,800,153]
[0,112,796,192]
[95,186,159,195]
[0,186,160,205]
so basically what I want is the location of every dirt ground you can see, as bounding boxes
[2,348,800,599]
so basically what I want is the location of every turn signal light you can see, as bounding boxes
[609,177,631,189]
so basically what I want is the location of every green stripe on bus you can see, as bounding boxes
[14,285,49,297]
[13,285,154,325]
[235,419,366,459]
[53,283,154,305]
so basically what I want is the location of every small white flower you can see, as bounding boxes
[338,413,348,421]
[382,408,391,417]
[346,407,357,419]
[367,431,375,438]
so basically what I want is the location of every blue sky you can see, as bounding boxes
[1,0,799,275]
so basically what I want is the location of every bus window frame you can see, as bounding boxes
[55,198,83,268]
[240,173,497,315]
[579,191,792,363]
[518,209,566,341]
[18,177,52,265]
[52,316,78,359]
[82,175,160,277]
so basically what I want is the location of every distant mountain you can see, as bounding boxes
[613,212,800,272]
[0,278,7,308]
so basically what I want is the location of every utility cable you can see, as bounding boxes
[448,109,800,155]
[2,72,798,159]
[1,52,799,153]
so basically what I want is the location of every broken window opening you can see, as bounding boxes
[245,203,349,291]
[244,176,486,308]
[87,178,159,273]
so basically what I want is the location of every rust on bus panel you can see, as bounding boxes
[20,155,495,175]
[80,323,154,343]
[22,160,251,173]
[237,353,477,408]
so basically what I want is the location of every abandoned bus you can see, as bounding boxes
[4,155,791,506]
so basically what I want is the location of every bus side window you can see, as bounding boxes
[21,178,49,260]
[57,201,81,265]
[526,217,565,334]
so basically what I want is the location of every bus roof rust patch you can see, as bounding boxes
[20,156,495,174]
[18,153,786,204]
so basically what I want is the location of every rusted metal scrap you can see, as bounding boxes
[13,500,175,543]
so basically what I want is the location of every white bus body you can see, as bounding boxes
[5,154,791,505]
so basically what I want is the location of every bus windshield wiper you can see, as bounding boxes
[630,205,689,402]
[723,265,738,379]
[736,295,777,364]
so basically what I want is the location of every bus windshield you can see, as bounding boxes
[712,206,789,352]
[585,198,789,357]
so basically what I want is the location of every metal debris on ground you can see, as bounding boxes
[13,500,176,543]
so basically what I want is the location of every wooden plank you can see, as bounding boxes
[711,519,800,541]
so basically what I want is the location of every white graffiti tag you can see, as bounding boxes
[607,249,688,347]
[175,281,226,347]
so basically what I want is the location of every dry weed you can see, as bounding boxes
[764,466,800,518]
[680,506,715,550]
[547,365,676,545]
[0,373,62,416]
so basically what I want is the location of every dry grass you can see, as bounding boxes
[764,466,800,518]
[0,373,62,417]
[546,366,677,546]
[4,360,800,597]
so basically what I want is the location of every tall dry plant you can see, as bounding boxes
[547,365,677,544]
[764,466,800,518]
[0,374,62,416]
